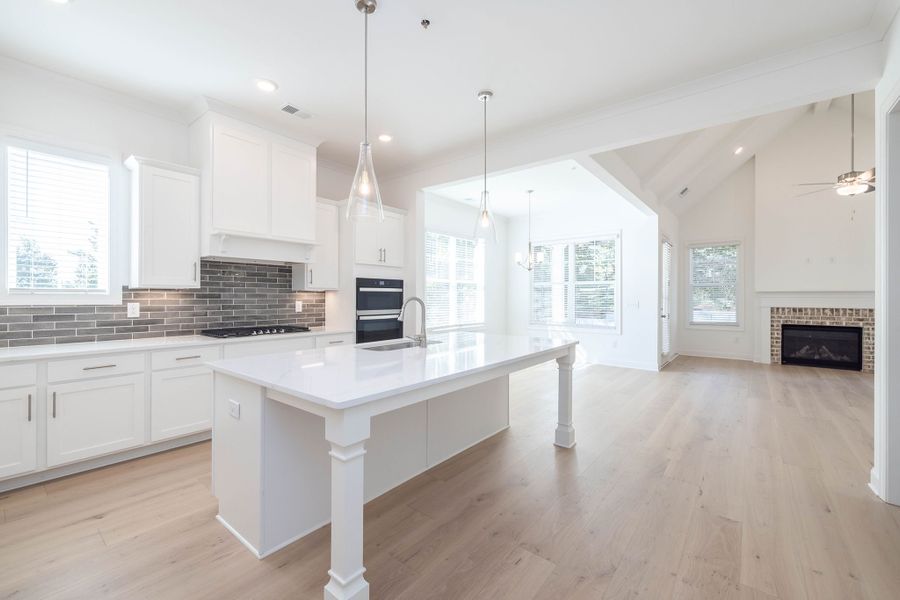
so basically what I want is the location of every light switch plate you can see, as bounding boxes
[228,399,241,420]
[295,301,303,313]
[127,302,140,318]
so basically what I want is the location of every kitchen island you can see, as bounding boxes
[209,331,577,600]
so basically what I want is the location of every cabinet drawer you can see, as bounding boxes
[0,363,37,389]
[152,346,220,371]
[315,333,355,348]
[222,336,315,359]
[47,353,145,383]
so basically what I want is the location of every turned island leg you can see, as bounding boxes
[555,348,576,448]
[324,412,371,600]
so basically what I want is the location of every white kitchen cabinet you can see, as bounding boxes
[190,112,318,263]
[46,374,146,467]
[126,156,201,289]
[314,333,355,348]
[354,210,405,268]
[151,366,213,442]
[293,202,340,291]
[211,124,269,236]
[270,143,317,243]
[222,336,316,359]
[0,387,37,479]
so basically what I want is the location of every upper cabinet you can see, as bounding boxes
[354,210,405,268]
[190,112,318,263]
[125,156,201,289]
[293,201,340,291]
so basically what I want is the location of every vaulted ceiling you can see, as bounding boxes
[0,0,895,175]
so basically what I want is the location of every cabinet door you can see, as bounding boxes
[270,143,317,242]
[380,212,405,268]
[0,386,37,478]
[138,165,200,288]
[309,203,340,290]
[354,218,382,266]
[151,367,212,441]
[47,375,146,467]
[212,125,269,235]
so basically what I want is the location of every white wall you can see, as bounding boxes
[678,160,756,361]
[423,194,509,334]
[872,13,900,505]
[755,104,876,292]
[506,194,659,370]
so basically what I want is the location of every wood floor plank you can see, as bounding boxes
[1,356,898,600]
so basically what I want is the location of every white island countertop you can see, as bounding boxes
[208,331,578,410]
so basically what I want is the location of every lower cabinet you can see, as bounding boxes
[151,366,213,442]
[0,386,37,479]
[46,374,146,467]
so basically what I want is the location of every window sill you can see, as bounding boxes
[686,322,743,332]
[0,289,123,306]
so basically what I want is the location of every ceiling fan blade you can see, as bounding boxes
[860,168,876,182]
[794,188,833,198]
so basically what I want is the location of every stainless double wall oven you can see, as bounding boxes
[356,277,404,343]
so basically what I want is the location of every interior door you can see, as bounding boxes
[660,240,673,362]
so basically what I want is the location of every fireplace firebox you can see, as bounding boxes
[781,324,863,371]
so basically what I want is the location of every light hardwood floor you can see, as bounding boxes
[2,356,899,599]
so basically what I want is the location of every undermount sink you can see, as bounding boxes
[362,340,442,351]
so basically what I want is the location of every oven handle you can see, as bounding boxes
[358,314,401,321]
[358,287,403,293]
[357,310,402,317]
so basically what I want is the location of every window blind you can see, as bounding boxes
[531,236,618,328]
[6,146,110,293]
[689,243,738,324]
[424,231,484,329]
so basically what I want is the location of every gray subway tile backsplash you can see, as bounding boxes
[0,259,326,348]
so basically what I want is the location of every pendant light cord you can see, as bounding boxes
[364,10,369,144]
[850,93,855,171]
[483,97,487,197]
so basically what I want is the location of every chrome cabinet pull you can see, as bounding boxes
[193,261,198,282]
[328,340,344,345]
[52,391,57,419]
[83,364,116,371]
[27,393,32,422]
[309,269,314,285]
[175,355,202,361]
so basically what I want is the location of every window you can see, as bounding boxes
[688,243,739,325]
[424,231,485,329]
[531,235,619,329]
[4,144,111,302]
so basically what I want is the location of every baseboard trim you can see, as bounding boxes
[678,350,755,362]
[0,431,211,493]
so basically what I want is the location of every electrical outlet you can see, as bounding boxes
[127,302,140,318]
[295,301,303,313]
[228,399,241,420]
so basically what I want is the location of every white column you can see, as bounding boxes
[324,411,371,600]
[555,348,576,448]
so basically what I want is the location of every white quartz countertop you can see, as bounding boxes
[208,331,577,410]
[0,329,353,364]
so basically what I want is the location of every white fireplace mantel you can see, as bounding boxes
[755,291,875,363]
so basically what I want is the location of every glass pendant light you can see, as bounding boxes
[347,0,384,222]
[515,190,545,271]
[474,90,497,242]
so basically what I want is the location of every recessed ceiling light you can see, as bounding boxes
[255,79,279,93]
[734,146,744,155]
[378,134,392,142]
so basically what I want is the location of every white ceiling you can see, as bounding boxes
[607,91,876,214]
[430,159,638,218]
[0,0,890,174]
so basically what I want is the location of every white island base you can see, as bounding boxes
[210,333,577,600]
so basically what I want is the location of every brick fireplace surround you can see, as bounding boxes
[770,307,875,373]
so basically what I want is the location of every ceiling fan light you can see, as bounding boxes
[837,183,869,197]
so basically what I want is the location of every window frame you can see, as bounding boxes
[685,239,742,330]
[528,232,622,333]
[0,137,121,306]
[423,229,486,332]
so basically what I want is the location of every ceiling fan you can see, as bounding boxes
[795,93,875,198]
